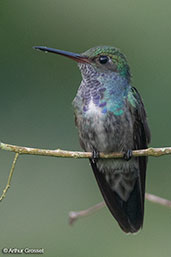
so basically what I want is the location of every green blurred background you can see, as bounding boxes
[0,0,171,256]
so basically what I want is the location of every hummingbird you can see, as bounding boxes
[34,45,151,233]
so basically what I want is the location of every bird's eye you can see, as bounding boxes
[99,55,109,64]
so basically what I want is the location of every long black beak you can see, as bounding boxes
[33,46,90,63]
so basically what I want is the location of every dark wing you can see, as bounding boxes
[128,86,151,225]
[130,87,151,146]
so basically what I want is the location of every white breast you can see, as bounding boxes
[86,99,108,150]
[87,100,103,116]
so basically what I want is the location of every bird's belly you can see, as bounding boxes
[78,109,134,153]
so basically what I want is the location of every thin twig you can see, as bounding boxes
[145,193,171,207]
[1,141,171,158]
[0,153,19,201]
[69,193,171,225]
[69,202,106,225]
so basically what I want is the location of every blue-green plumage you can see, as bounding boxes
[34,45,151,233]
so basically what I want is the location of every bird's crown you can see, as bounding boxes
[82,46,131,81]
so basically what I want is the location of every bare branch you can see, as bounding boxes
[0,153,19,201]
[69,193,171,225]
[1,141,171,158]
[69,202,105,225]
[145,193,171,208]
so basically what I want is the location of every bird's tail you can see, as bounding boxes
[90,159,145,233]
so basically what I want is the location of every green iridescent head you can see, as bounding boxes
[33,45,131,82]
[81,46,131,81]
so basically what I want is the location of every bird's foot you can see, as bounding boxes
[91,149,100,164]
[124,149,132,161]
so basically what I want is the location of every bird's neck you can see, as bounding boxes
[74,70,130,116]
[82,70,130,99]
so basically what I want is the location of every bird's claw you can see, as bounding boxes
[124,149,132,161]
[92,150,99,163]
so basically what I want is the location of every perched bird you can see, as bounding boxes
[34,45,151,233]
